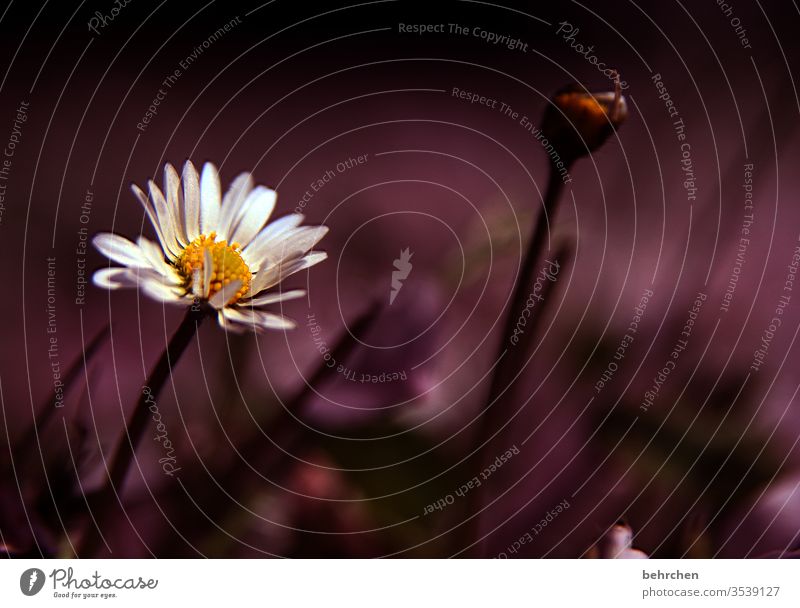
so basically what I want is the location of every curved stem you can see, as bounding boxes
[79,304,207,556]
[484,165,568,417]
[469,162,572,555]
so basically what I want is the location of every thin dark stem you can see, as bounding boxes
[13,323,110,465]
[468,162,572,555]
[253,300,383,471]
[481,165,568,437]
[151,300,384,554]
[79,305,207,556]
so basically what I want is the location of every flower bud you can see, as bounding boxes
[540,72,627,164]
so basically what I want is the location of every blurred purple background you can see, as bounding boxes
[1,0,800,557]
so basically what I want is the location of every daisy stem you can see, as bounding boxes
[79,305,207,556]
[109,306,207,488]
[469,161,573,555]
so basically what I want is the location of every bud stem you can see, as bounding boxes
[467,162,573,556]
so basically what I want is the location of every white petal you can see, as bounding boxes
[257,213,305,242]
[242,289,306,307]
[223,306,297,331]
[182,160,201,241]
[164,164,187,246]
[131,183,174,258]
[248,251,327,296]
[93,267,182,300]
[136,236,180,282]
[301,251,328,267]
[216,309,244,333]
[217,172,253,240]
[208,279,242,309]
[200,162,221,235]
[93,267,141,289]
[244,225,328,271]
[131,184,169,247]
[93,233,150,268]
[135,235,166,268]
[149,179,180,255]
[228,186,277,247]
[192,268,203,298]
[140,278,185,303]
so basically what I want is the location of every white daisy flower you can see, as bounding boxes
[92,160,328,332]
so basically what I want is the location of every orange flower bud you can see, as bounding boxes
[541,72,628,164]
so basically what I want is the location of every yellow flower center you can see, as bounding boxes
[176,232,251,303]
